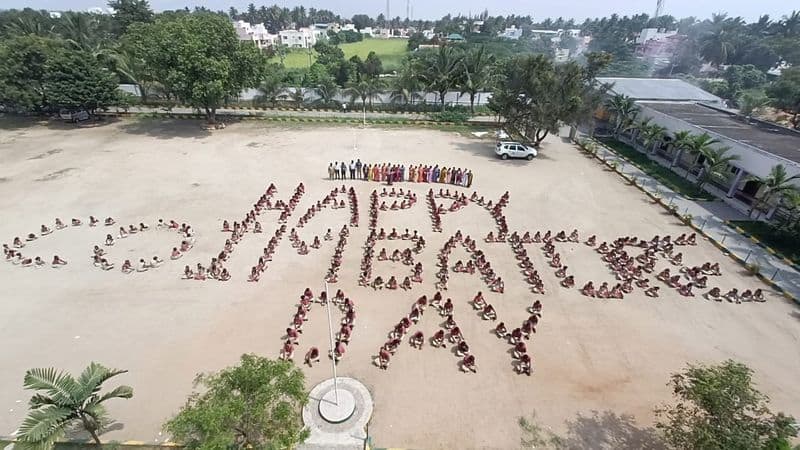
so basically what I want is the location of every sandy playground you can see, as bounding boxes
[0,118,798,449]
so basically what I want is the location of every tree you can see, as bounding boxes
[751,164,800,219]
[737,89,770,116]
[489,55,600,147]
[362,51,383,78]
[459,46,495,113]
[684,133,720,179]
[699,26,737,67]
[670,130,695,168]
[351,14,373,31]
[390,59,423,105]
[107,0,153,36]
[407,32,429,51]
[0,35,59,112]
[640,123,667,154]
[112,44,156,103]
[419,46,463,112]
[346,77,384,111]
[43,48,120,113]
[605,94,639,136]
[124,14,266,123]
[655,360,797,450]
[695,146,739,189]
[254,64,285,107]
[16,362,133,448]
[165,354,308,450]
[766,67,800,129]
[722,65,767,99]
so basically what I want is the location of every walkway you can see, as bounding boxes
[113,106,500,124]
[591,140,800,302]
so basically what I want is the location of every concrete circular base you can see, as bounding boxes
[301,377,373,449]
[318,388,355,424]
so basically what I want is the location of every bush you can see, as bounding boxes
[429,110,470,123]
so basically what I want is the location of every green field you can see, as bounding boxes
[273,37,409,71]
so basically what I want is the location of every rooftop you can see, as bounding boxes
[640,102,800,165]
[598,77,722,103]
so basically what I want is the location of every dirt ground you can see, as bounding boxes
[0,118,798,449]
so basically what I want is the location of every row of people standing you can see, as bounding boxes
[328,160,474,187]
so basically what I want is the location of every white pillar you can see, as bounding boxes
[727,167,745,198]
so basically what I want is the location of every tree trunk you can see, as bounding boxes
[440,91,446,112]
[80,415,102,445]
[469,92,475,114]
[205,107,216,124]
[534,129,549,146]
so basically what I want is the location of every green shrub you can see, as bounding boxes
[429,111,470,123]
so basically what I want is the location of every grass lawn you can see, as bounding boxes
[272,38,408,71]
[729,220,800,265]
[598,138,717,201]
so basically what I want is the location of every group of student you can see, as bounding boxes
[328,160,474,187]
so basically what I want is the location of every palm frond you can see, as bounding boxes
[76,362,127,399]
[16,406,72,445]
[28,394,57,409]
[94,385,134,404]
[24,368,79,405]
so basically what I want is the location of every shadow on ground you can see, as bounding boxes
[118,118,212,140]
[0,115,121,131]
[562,410,665,450]
[522,410,665,450]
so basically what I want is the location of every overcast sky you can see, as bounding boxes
[4,0,796,22]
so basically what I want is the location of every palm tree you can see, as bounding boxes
[346,78,384,113]
[670,130,695,167]
[777,189,800,231]
[289,87,306,107]
[604,94,639,136]
[626,117,652,146]
[390,60,423,106]
[17,362,133,448]
[641,123,667,154]
[420,45,463,112]
[254,75,285,108]
[699,26,736,67]
[4,14,54,37]
[57,12,100,52]
[111,48,156,103]
[695,146,739,190]
[459,46,495,113]
[684,133,720,179]
[313,82,339,107]
[751,164,800,219]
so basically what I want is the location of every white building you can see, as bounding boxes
[635,28,678,45]
[554,48,570,63]
[422,29,436,39]
[342,24,357,32]
[597,77,800,217]
[500,26,523,40]
[359,27,374,36]
[234,20,279,50]
[279,28,317,49]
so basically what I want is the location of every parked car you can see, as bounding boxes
[495,141,538,160]
[59,109,90,123]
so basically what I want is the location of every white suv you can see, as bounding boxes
[495,141,538,160]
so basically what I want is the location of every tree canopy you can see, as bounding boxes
[124,13,266,122]
[165,354,308,450]
[655,360,797,450]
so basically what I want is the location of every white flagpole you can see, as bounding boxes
[324,280,339,404]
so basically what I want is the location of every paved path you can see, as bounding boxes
[114,106,500,124]
[592,141,800,301]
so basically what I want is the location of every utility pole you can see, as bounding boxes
[406,0,410,20]
[654,0,665,19]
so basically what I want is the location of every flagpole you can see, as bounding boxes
[324,280,339,404]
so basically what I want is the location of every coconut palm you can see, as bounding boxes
[459,46,495,113]
[57,12,101,52]
[420,45,464,112]
[695,146,739,189]
[111,47,157,103]
[313,81,339,107]
[346,78,384,113]
[16,362,133,448]
[289,87,306,107]
[390,60,423,105]
[4,14,54,37]
[751,164,800,219]
[670,130,695,167]
[624,117,651,146]
[684,133,721,179]
[777,189,800,231]
[604,94,639,136]
[641,123,668,154]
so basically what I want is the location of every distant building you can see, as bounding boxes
[376,27,392,38]
[635,28,684,70]
[417,44,440,50]
[86,7,107,14]
[422,29,436,39]
[554,48,570,63]
[342,24,357,32]
[234,20,279,50]
[359,27,374,35]
[446,33,466,43]
[48,11,62,18]
[279,28,317,48]
[500,26,523,40]
[472,21,484,33]
[313,23,340,33]
[529,29,560,39]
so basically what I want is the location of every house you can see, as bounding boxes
[376,27,392,39]
[234,20,279,49]
[596,77,800,217]
[529,29,560,39]
[279,28,317,48]
[500,26,522,40]
[554,48,570,63]
[472,21,484,33]
[359,27,374,35]
[342,23,357,32]
[422,29,436,39]
[635,28,684,70]
[446,33,466,43]
[313,23,340,33]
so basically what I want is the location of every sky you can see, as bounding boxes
[3,0,797,22]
